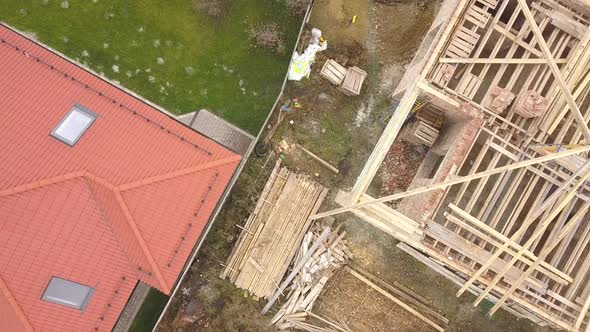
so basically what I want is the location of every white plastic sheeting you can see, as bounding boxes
[288,28,327,81]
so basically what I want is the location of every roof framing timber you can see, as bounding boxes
[319,0,590,328]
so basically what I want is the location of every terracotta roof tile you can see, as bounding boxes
[0,23,241,331]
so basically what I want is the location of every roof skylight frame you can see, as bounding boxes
[41,276,95,311]
[50,103,97,146]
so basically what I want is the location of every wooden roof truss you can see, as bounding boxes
[311,0,590,329]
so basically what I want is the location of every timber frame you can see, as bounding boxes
[312,0,590,330]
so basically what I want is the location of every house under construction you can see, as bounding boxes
[312,0,590,330]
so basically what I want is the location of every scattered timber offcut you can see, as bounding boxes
[270,221,352,331]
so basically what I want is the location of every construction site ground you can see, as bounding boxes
[156,0,551,331]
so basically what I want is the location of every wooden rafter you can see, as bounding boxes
[438,57,569,64]
[310,145,590,220]
[515,0,590,142]
[489,200,590,317]
[457,161,590,304]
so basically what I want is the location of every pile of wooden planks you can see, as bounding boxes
[221,160,329,299]
[271,221,352,331]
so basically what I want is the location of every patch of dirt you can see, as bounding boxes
[379,63,406,95]
[248,23,287,55]
[315,269,431,331]
[193,0,232,19]
[371,1,437,64]
[309,0,369,47]
[286,0,312,15]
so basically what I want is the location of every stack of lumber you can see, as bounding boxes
[338,66,367,96]
[271,221,352,331]
[221,160,329,299]
[320,59,348,85]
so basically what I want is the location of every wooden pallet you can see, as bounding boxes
[416,107,444,129]
[338,66,367,96]
[401,120,440,147]
[320,59,347,85]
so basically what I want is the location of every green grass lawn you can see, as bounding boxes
[128,288,168,332]
[0,0,301,133]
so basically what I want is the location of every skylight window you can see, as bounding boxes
[50,104,97,146]
[41,277,94,311]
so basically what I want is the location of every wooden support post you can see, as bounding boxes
[347,83,420,205]
[310,145,590,220]
[515,0,590,143]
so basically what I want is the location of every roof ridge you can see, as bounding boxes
[0,27,213,156]
[117,154,242,192]
[0,171,85,197]
[80,174,170,293]
[0,274,34,331]
[112,190,170,293]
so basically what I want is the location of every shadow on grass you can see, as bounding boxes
[129,288,169,332]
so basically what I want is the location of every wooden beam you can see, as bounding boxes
[439,57,568,64]
[310,145,590,220]
[447,204,572,284]
[295,144,339,174]
[347,84,420,205]
[467,162,590,305]
[576,292,590,331]
[515,0,590,142]
[489,200,590,317]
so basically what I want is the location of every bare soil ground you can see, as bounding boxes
[314,269,432,331]
[157,0,548,331]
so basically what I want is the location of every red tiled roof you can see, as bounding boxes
[0,23,241,331]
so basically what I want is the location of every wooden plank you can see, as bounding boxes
[261,227,331,314]
[489,199,590,316]
[439,57,568,64]
[311,145,590,220]
[515,0,590,143]
[468,162,590,306]
[425,222,548,292]
[296,144,339,174]
[446,205,572,284]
